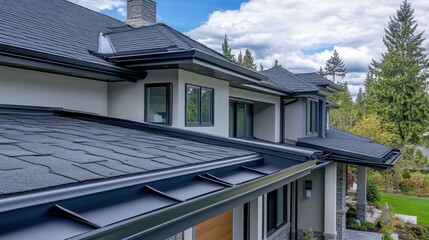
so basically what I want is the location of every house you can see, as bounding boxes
[0,0,401,240]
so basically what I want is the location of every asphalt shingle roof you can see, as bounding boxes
[0,0,129,67]
[0,113,253,197]
[262,66,319,93]
[107,24,228,61]
[297,128,399,165]
[295,73,331,86]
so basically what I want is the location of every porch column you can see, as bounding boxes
[356,166,367,222]
[324,162,337,240]
[250,196,263,240]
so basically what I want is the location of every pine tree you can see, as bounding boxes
[237,50,243,65]
[272,59,281,67]
[371,0,429,143]
[242,49,257,70]
[221,34,235,61]
[259,63,264,71]
[317,66,326,77]
[324,49,347,82]
[356,87,364,107]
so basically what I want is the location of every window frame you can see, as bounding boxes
[144,83,172,126]
[266,185,288,237]
[185,84,214,127]
[229,99,254,139]
[306,98,319,135]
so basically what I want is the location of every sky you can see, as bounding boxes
[69,0,429,98]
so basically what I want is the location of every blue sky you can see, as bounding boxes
[102,0,246,32]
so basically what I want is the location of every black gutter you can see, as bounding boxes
[0,44,146,82]
[103,49,268,81]
[71,161,315,240]
[57,110,321,162]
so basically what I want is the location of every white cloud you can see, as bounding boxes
[117,7,126,17]
[187,0,429,97]
[68,0,125,12]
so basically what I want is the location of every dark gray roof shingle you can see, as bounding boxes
[0,113,254,196]
[262,66,319,93]
[0,0,128,67]
[295,72,331,86]
[107,23,231,61]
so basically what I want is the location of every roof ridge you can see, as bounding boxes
[274,67,320,89]
[157,23,229,60]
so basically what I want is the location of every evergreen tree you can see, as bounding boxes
[221,34,235,61]
[242,49,257,70]
[356,87,364,107]
[237,50,243,65]
[371,0,429,143]
[259,63,264,71]
[329,82,358,131]
[324,49,347,82]
[317,66,326,77]
[272,59,281,67]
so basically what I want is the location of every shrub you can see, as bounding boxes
[367,179,381,203]
[379,204,395,240]
[402,169,411,179]
[303,228,317,240]
[399,172,429,197]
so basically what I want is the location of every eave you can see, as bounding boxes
[0,44,146,82]
[102,49,267,84]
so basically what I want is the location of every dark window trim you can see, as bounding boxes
[306,98,319,135]
[144,83,172,126]
[266,185,288,237]
[229,99,254,139]
[185,84,214,127]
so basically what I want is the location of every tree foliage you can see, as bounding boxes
[242,49,257,70]
[221,34,235,61]
[324,49,347,82]
[368,0,429,144]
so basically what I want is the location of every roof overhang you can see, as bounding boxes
[0,44,146,82]
[101,49,267,84]
[0,152,316,239]
[296,138,402,169]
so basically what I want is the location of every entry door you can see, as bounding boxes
[196,210,233,240]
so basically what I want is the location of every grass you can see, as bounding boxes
[379,193,429,226]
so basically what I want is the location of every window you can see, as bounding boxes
[306,99,319,135]
[266,185,288,236]
[145,83,171,125]
[229,100,253,138]
[186,84,214,126]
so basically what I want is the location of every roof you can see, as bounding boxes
[262,66,319,93]
[295,73,331,86]
[107,24,227,61]
[297,128,401,168]
[0,112,253,197]
[0,0,127,67]
[0,107,319,239]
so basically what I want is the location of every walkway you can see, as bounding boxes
[346,230,398,240]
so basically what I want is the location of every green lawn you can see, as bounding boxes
[379,193,429,226]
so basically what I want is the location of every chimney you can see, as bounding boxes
[126,0,156,28]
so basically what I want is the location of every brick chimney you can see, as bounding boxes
[126,0,156,28]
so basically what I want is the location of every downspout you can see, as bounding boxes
[281,97,299,144]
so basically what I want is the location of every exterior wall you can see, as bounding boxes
[108,69,178,122]
[0,65,107,115]
[283,98,306,142]
[178,69,229,137]
[267,223,290,240]
[336,163,347,240]
[229,87,281,142]
[297,168,325,236]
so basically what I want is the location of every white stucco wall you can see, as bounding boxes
[229,87,281,143]
[177,69,229,137]
[108,69,178,123]
[297,168,325,234]
[0,65,107,115]
[283,98,306,142]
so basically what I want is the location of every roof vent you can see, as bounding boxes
[98,33,115,54]
[126,0,157,28]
